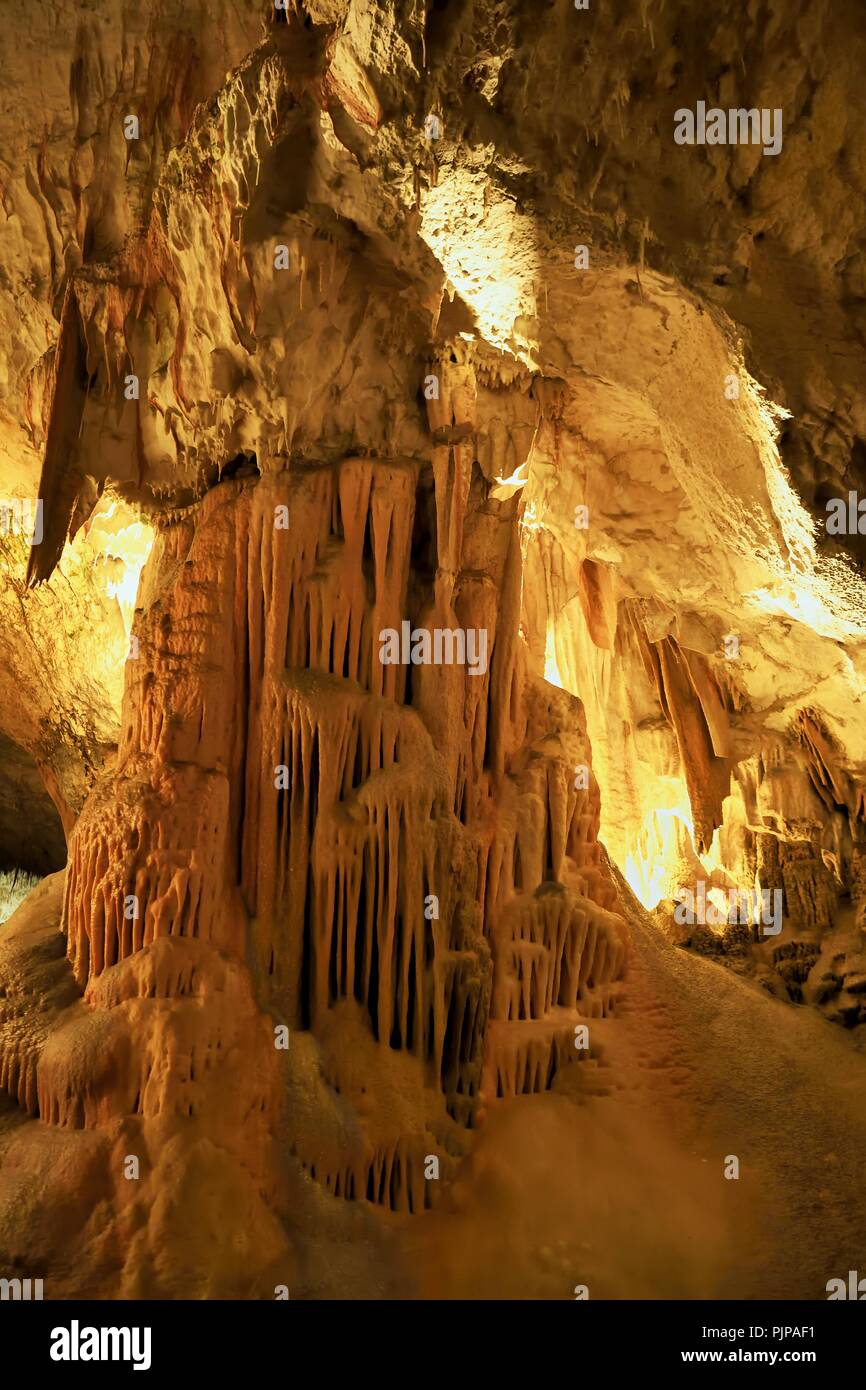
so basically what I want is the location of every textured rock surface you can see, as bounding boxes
[0,0,865,1300]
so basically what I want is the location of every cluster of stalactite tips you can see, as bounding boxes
[0,359,628,1231]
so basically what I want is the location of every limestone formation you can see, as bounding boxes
[0,0,865,1303]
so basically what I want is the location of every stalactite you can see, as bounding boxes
[490,887,626,1023]
[40,352,627,1217]
[639,631,732,853]
[483,1019,588,1101]
[25,281,89,587]
[794,709,866,829]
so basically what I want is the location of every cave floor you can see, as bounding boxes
[402,900,866,1300]
[4,885,865,1300]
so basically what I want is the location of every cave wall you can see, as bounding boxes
[1,0,866,1300]
[0,344,628,1290]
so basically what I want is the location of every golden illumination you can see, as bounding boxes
[746,375,866,639]
[79,497,154,637]
[620,778,724,910]
[543,620,565,689]
[419,168,541,365]
[748,575,866,641]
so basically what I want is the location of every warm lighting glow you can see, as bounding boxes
[623,806,688,909]
[80,498,154,637]
[543,620,565,689]
[492,460,530,499]
[419,169,541,364]
[620,778,724,910]
[519,499,544,535]
[748,574,866,641]
[745,376,866,639]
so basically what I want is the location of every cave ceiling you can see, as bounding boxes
[1,0,866,1307]
[2,0,865,796]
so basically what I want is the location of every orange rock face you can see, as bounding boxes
[0,418,628,1293]
[3,0,866,1306]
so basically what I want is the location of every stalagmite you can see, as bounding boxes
[2,0,866,1313]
